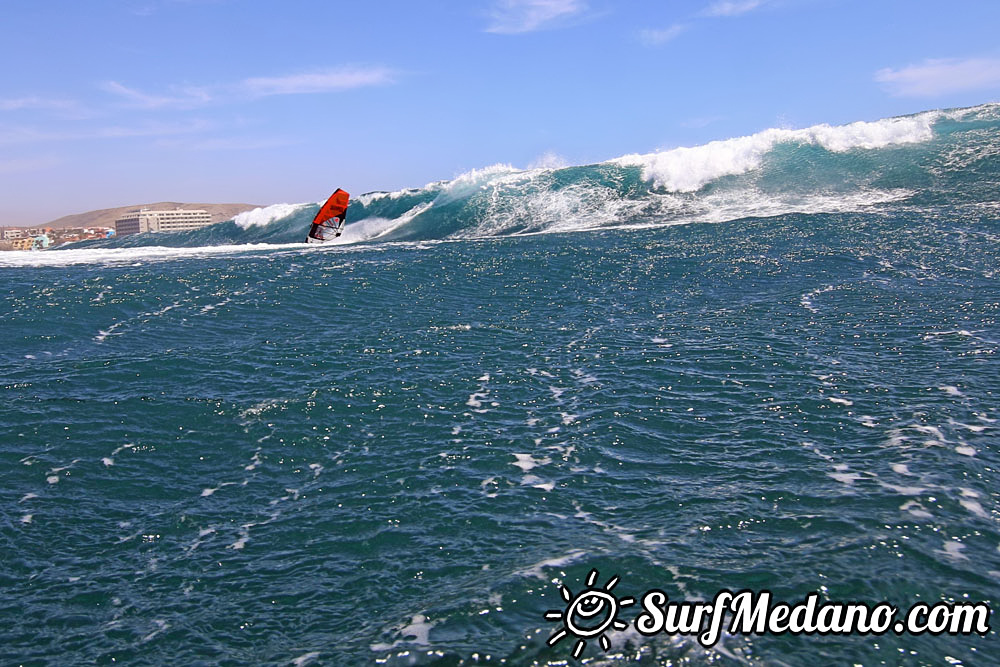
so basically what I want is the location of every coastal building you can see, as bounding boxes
[3,228,43,240]
[0,226,115,250]
[115,208,213,237]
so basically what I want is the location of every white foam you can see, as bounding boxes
[199,298,230,314]
[454,174,651,238]
[96,302,181,342]
[512,453,550,472]
[802,442,834,462]
[879,482,925,496]
[612,112,937,192]
[828,463,862,486]
[318,201,434,245]
[480,476,500,496]
[829,471,863,486]
[954,421,987,433]
[960,499,988,519]
[229,531,249,550]
[801,285,837,313]
[370,614,436,652]
[528,151,570,170]
[923,329,976,340]
[516,549,588,580]
[244,451,262,471]
[913,425,946,440]
[466,391,489,409]
[239,400,285,420]
[0,241,307,268]
[356,186,433,207]
[940,540,969,562]
[291,652,320,667]
[572,501,637,544]
[233,202,308,228]
[901,500,933,519]
[140,619,169,644]
[521,474,555,491]
[439,163,524,200]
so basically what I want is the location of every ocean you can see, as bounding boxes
[2,104,998,665]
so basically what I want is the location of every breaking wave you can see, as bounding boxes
[12,102,998,265]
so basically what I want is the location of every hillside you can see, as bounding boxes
[42,202,262,229]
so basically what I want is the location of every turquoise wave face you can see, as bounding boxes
[4,105,999,664]
[61,104,1000,251]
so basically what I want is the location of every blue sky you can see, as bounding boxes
[2,0,999,225]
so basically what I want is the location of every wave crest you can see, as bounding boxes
[612,112,939,192]
[26,103,998,264]
[234,203,309,228]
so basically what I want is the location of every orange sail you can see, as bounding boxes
[312,189,350,227]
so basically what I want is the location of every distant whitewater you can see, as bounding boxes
[2,103,992,268]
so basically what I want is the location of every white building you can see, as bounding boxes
[115,208,213,237]
[3,228,43,240]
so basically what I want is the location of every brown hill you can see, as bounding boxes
[43,203,262,229]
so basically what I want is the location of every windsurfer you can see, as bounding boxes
[306,190,350,243]
[308,217,342,241]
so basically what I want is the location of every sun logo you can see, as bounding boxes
[544,569,635,659]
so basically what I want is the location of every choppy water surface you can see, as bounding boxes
[2,106,999,665]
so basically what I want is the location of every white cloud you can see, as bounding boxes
[0,119,212,146]
[875,57,1000,97]
[102,81,212,109]
[103,66,394,108]
[486,0,586,34]
[155,136,296,151]
[639,24,685,46]
[0,96,80,113]
[703,0,762,17]
[94,119,213,139]
[241,66,394,97]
